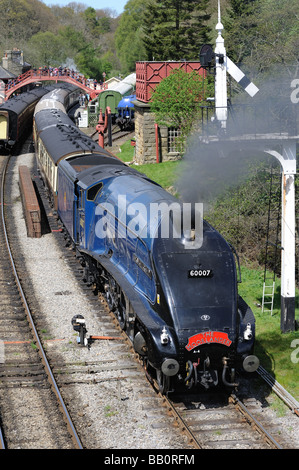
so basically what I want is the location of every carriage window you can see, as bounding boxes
[87,182,103,201]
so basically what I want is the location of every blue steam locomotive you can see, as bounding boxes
[33,87,259,394]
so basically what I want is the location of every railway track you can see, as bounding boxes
[0,154,83,449]
[90,124,133,148]
[0,147,297,450]
[257,365,299,416]
[149,382,286,449]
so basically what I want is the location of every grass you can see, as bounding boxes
[131,161,181,190]
[117,140,181,189]
[238,265,299,400]
[117,139,136,163]
[118,138,299,401]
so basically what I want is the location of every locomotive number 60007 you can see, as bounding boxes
[188,269,213,277]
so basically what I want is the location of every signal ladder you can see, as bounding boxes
[262,279,275,315]
[262,166,281,315]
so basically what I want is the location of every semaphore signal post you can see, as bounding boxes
[199,0,298,332]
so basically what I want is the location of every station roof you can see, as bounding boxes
[0,65,16,80]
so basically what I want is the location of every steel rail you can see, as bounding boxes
[230,394,283,449]
[161,388,283,450]
[0,156,83,449]
[161,395,203,449]
[257,365,299,417]
[0,158,7,450]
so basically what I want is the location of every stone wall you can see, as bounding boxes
[134,100,180,165]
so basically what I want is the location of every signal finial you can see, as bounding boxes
[216,0,224,33]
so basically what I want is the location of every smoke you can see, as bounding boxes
[176,137,264,210]
[176,65,298,212]
[62,58,78,71]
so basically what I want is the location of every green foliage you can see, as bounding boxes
[83,7,103,38]
[253,0,299,71]
[205,159,282,263]
[114,0,148,74]
[0,0,56,47]
[224,0,299,73]
[238,265,299,400]
[0,0,120,79]
[132,161,181,189]
[229,0,258,17]
[58,26,86,53]
[143,0,211,61]
[150,69,213,141]
[82,7,111,39]
[223,0,261,63]
[28,31,67,66]
[1,0,298,81]
[75,44,103,80]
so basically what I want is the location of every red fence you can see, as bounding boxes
[135,61,205,103]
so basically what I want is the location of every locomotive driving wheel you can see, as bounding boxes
[116,297,126,330]
[105,278,117,311]
[185,360,202,389]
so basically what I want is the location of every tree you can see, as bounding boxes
[0,0,57,49]
[143,0,211,61]
[223,0,261,63]
[252,0,299,74]
[150,68,212,141]
[58,25,87,54]
[114,0,148,74]
[28,31,67,67]
[75,44,103,80]
[82,7,103,39]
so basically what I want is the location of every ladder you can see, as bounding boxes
[261,165,281,315]
[262,280,275,315]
